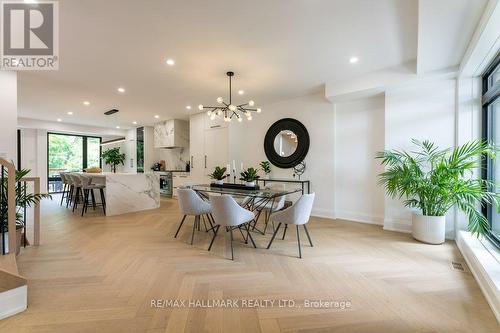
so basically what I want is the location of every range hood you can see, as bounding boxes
[153,119,189,148]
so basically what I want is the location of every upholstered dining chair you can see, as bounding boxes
[266,193,315,258]
[175,188,214,245]
[260,184,286,233]
[208,195,257,260]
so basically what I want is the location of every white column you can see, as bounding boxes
[0,71,17,162]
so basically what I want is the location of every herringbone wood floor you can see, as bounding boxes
[0,196,498,333]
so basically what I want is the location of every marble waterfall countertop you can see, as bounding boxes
[86,172,160,216]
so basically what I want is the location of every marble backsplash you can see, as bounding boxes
[157,147,189,170]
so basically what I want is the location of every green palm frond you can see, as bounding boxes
[1,168,52,229]
[376,139,499,237]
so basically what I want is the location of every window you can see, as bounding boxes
[136,127,144,173]
[47,133,101,193]
[482,53,500,247]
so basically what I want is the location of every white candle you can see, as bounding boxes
[233,160,236,171]
[241,162,244,171]
[226,164,231,174]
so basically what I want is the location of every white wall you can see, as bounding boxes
[19,129,48,191]
[0,71,18,162]
[334,95,385,224]
[383,79,456,237]
[228,92,335,217]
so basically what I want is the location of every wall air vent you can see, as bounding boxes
[104,109,119,116]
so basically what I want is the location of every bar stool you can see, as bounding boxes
[64,173,75,208]
[69,174,84,213]
[80,174,106,216]
[59,173,70,206]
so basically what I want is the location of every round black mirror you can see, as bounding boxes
[264,118,309,168]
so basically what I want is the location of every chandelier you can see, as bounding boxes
[198,71,261,122]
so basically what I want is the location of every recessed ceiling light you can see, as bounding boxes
[349,56,359,64]
[132,121,137,125]
[117,87,125,93]
[116,126,120,129]
[154,115,159,119]
[83,101,90,106]
[57,118,62,122]
[186,105,191,110]
[67,111,73,115]
[238,90,244,95]
[166,59,175,66]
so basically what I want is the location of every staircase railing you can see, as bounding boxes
[0,158,16,255]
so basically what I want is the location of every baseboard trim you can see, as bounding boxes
[311,208,335,219]
[334,211,383,225]
[456,231,500,323]
[383,218,412,233]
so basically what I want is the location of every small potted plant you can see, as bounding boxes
[260,161,271,179]
[377,140,498,244]
[101,147,126,173]
[240,167,260,187]
[210,166,228,185]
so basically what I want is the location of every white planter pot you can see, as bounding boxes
[411,213,445,244]
[0,228,23,255]
[245,181,255,187]
[214,180,224,185]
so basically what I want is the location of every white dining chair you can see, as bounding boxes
[208,195,257,260]
[260,184,286,233]
[175,188,214,245]
[266,193,315,258]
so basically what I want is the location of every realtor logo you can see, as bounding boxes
[1,1,59,70]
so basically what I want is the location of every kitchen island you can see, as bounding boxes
[85,173,160,216]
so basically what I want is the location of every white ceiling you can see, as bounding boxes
[16,0,482,130]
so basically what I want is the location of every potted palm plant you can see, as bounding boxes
[210,166,228,185]
[240,167,260,187]
[1,168,51,254]
[376,140,498,244]
[101,147,126,173]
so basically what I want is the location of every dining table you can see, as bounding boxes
[191,184,302,234]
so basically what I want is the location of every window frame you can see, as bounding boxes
[46,132,102,193]
[481,52,500,248]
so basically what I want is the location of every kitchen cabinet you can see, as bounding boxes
[204,128,228,173]
[189,113,229,185]
[172,172,191,197]
[204,114,228,130]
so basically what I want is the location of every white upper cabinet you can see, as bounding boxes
[204,114,228,130]
[154,119,189,148]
